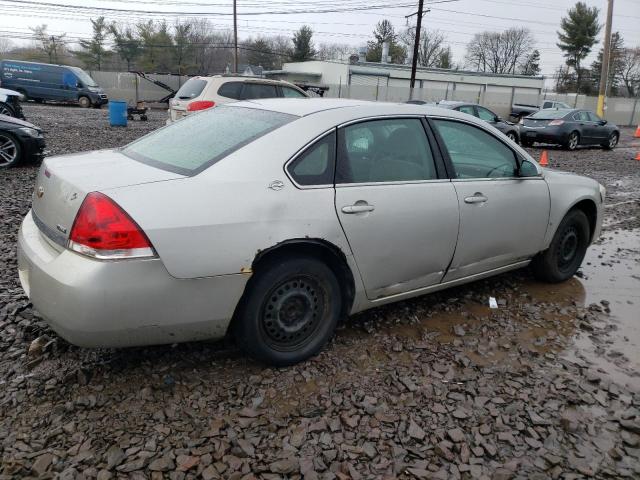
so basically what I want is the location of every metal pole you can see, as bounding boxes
[233,0,238,74]
[597,0,614,117]
[409,0,424,99]
[630,97,638,127]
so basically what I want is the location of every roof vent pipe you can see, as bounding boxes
[381,41,390,63]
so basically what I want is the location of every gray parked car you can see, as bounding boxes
[18,99,605,365]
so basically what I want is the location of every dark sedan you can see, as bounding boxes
[433,101,520,143]
[519,108,619,151]
[0,114,45,168]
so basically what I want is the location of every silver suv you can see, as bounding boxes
[167,75,308,123]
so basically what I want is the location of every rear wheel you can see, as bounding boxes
[78,96,91,108]
[0,102,15,117]
[531,209,590,283]
[234,255,342,366]
[565,131,580,150]
[602,132,618,150]
[0,132,22,168]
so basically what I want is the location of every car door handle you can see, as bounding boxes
[342,203,375,214]
[464,194,488,204]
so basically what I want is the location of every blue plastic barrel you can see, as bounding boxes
[108,100,128,127]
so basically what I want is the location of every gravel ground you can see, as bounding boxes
[1,104,639,480]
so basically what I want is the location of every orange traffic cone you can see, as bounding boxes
[635,125,640,138]
[635,152,640,161]
[539,150,549,166]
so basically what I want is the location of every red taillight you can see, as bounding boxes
[187,100,215,111]
[549,120,565,126]
[68,192,155,259]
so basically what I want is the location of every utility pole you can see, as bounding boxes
[597,0,614,118]
[409,0,425,99]
[233,0,238,74]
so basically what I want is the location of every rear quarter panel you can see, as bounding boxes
[105,113,356,280]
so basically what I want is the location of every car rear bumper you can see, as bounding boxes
[17,211,249,348]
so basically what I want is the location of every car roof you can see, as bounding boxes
[193,75,298,86]
[225,97,484,119]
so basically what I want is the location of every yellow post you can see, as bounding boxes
[596,95,606,118]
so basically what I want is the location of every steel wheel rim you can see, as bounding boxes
[0,134,17,166]
[557,226,579,271]
[569,133,578,149]
[609,134,617,149]
[259,275,326,352]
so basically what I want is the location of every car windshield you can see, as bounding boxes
[69,67,98,87]
[530,109,570,119]
[122,106,297,175]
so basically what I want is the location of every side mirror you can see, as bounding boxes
[598,119,608,125]
[494,116,502,122]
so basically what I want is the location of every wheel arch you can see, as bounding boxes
[569,198,598,243]
[227,238,357,336]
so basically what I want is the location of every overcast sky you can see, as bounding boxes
[3,0,640,80]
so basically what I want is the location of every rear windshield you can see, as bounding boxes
[176,78,207,100]
[122,106,296,175]
[530,109,570,119]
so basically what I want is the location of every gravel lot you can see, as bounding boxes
[1,104,639,479]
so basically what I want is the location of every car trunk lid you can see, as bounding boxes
[31,149,184,247]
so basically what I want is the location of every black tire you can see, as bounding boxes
[602,132,618,150]
[565,131,580,151]
[78,96,91,108]
[0,132,23,168]
[140,114,148,121]
[0,102,15,117]
[234,255,342,366]
[531,209,590,283]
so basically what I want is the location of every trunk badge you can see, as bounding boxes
[268,180,284,191]
[56,225,67,234]
[36,186,44,198]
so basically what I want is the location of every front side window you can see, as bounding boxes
[337,118,437,184]
[574,111,590,121]
[458,105,475,115]
[242,83,278,99]
[476,106,496,122]
[282,86,307,98]
[123,106,296,175]
[587,111,602,122]
[287,132,335,186]
[433,119,518,179]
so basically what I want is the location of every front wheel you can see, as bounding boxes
[531,210,590,283]
[565,131,580,151]
[506,131,518,143]
[0,132,23,168]
[0,102,16,117]
[234,256,342,366]
[78,96,91,108]
[602,132,618,150]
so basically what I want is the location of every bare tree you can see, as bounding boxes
[30,24,66,63]
[402,28,448,68]
[0,38,13,56]
[316,42,352,61]
[465,28,534,74]
[618,47,640,97]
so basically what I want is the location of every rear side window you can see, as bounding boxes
[282,86,307,98]
[287,132,335,186]
[242,83,278,99]
[217,81,243,99]
[433,119,518,179]
[176,78,207,100]
[123,106,296,175]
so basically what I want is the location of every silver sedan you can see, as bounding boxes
[17,99,605,365]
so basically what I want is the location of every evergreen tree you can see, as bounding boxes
[366,20,406,64]
[557,2,601,93]
[109,24,141,71]
[521,49,541,76]
[591,31,624,95]
[76,17,110,70]
[436,47,452,69]
[290,26,316,62]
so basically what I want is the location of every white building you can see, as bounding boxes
[265,60,545,117]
